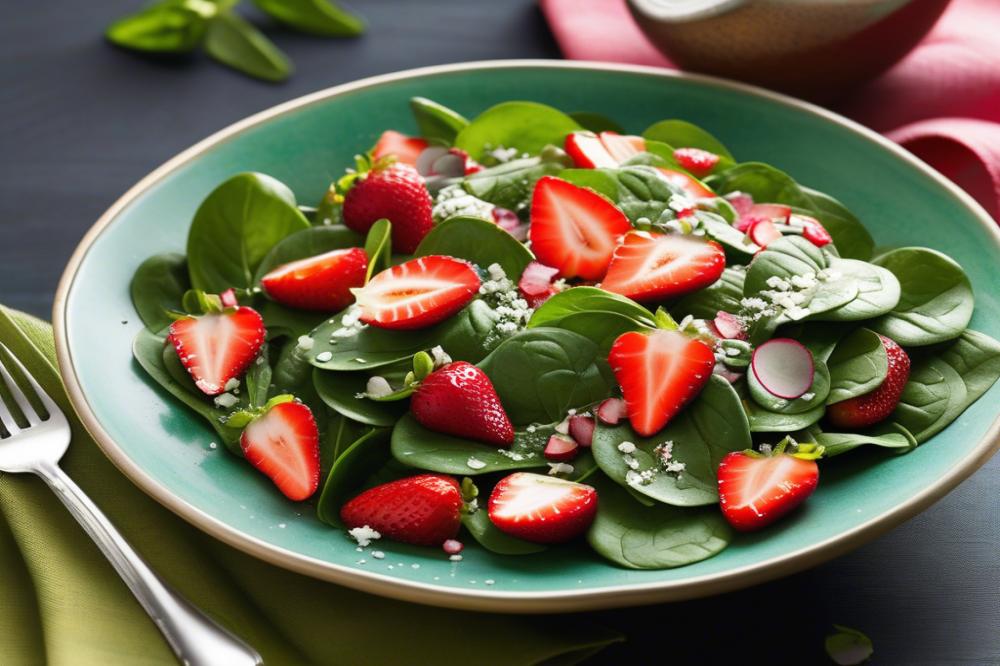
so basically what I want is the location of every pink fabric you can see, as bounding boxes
[539,0,1000,221]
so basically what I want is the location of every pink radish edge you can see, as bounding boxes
[568,415,595,447]
[751,338,815,400]
[596,398,628,425]
[714,311,747,340]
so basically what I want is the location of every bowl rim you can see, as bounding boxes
[52,59,1000,613]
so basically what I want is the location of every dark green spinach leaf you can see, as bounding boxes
[313,367,407,427]
[454,101,581,160]
[414,216,534,279]
[204,11,291,83]
[826,328,888,404]
[316,427,389,527]
[252,0,365,37]
[671,267,745,319]
[642,119,735,161]
[130,253,190,331]
[409,97,469,145]
[528,287,655,329]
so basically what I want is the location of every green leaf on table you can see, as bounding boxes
[106,0,210,53]
[824,624,874,665]
[204,11,292,83]
[187,172,310,293]
[462,151,570,211]
[313,367,407,427]
[528,287,655,329]
[870,247,974,346]
[454,101,581,161]
[316,427,389,527]
[414,216,534,279]
[642,119,735,161]
[252,0,365,37]
[362,218,392,282]
[253,225,364,283]
[409,97,469,145]
[130,253,190,332]
[568,111,625,134]
[671,266,745,320]
[826,328,888,404]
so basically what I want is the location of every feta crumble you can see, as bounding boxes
[547,462,574,476]
[347,525,381,547]
[365,375,394,398]
[432,184,495,222]
[296,335,314,351]
[213,393,239,408]
[429,345,452,368]
[617,441,637,454]
[315,351,333,363]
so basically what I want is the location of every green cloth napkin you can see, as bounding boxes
[0,305,621,665]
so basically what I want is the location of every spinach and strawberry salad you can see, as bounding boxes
[130,98,1000,571]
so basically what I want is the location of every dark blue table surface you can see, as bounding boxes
[1,2,997,663]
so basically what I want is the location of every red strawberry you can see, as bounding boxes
[241,401,320,501]
[655,167,715,199]
[600,231,726,302]
[673,147,720,177]
[518,260,560,308]
[411,361,514,445]
[747,218,783,248]
[342,163,433,253]
[599,132,646,163]
[488,473,598,543]
[340,474,462,546]
[718,449,819,531]
[827,335,911,428]
[371,130,429,167]
[260,247,368,312]
[168,306,265,395]
[544,434,580,461]
[568,415,596,447]
[608,329,715,436]
[565,131,618,169]
[354,255,480,330]
[596,397,628,425]
[529,176,632,280]
[736,203,790,232]
[789,213,833,247]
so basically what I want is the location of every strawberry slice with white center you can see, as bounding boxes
[655,167,715,199]
[673,147,720,177]
[789,213,833,247]
[241,400,320,501]
[599,132,646,163]
[529,176,632,280]
[564,131,619,168]
[167,306,265,395]
[261,247,368,312]
[717,449,819,531]
[371,130,429,167]
[600,231,726,302]
[353,255,480,329]
[608,329,715,436]
[488,472,598,544]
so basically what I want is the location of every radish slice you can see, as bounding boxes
[751,338,815,399]
[790,214,832,247]
[518,261,560,296]
[567,415,595,447]
[219,288,239,308]
[415,146,449,176]
[714,311,747,340]
[544,434,580,461]
[748,219,783,247]
[596,398,628,425]
[748,203,791,222]
[725,191,754,216]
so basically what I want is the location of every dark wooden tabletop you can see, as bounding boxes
[1,1,996,663]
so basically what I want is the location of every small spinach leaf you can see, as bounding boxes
[363,218,392,282]
[252,0,365,37]
[105,0,208,53]
[528,287,655,329]
[671,267,745,319]
[454,101,581,160]
[409,97,469,145]
[316,427,389,528]
[414,216,534,279]
[815,429,914,458]
[313,368,407,427]
[130,253,190,331]
[204,11,291,83]
[818,258,900,322]
[462,507,546,555]
[745,401,825,433]
[826,328,888,404]
[642,119,735,161]
[253,225,363,283]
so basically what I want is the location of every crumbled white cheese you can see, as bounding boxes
[466,457,487,470]
[429,345,452,368]
[478,264,533,347]
[214,393,239,408]
[547,462,574,476]
[554,417,570,435]
[223,377,240,392]
[668,193,695,212]
[800,392,815,401]
[348,525,381,547]
[372,550,385,560]
[617,441,637,454]
[497,449,526,461]
[315,351,333,363]
[296,335,315,351]
[432,184,495,222]
[449,554,464,562]
[489,146,519,163]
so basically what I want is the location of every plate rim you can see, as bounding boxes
[52,59,1000,613]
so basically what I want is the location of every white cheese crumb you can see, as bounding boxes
[800,392,815,401]
[449,554,464,562]
[296,335,315,351]
[484,579,495,586]
[347,525,381,547]
[429,345,452,368]
[223,377,240,392]
[617,441,637,454]
[466,457,487,470]
[365,376,393,398]
[213,393,239,408]
[315,351,333,363]
[554,417,570,435]
[208,441,218,450]
[372,550,385,560]
[547,462,574,476]
[526,425,537,433]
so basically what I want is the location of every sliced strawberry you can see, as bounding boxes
[168,306,265,395]
[747,218,783,247]
[565,131,618,169]
[608,329,715,436]
[790,213,833,247]
[544,434,580,461]
[241,401,320,501]
[354,255,480,330]
[517,260,560,308]
[567,415,595,447]
[596,397,628,425]
[655,167,715,199]
[736,203,791,232]
[371,130,429,167]
[488,472,598,544]
[600,231,726,302]
[599,132,646,163]
[714,311,748,341]
[340,474,462,546]
[260,247,367,312]
[342,163,434,253]
[725,191,755,217]
[827,334,911,429]
[529,176,632,280]
[411,361,514,445]
[673,147,720,177]
[718,449,818,531]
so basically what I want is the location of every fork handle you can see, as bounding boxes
[36,461,263,666]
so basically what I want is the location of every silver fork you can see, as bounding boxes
[0,344,263,666]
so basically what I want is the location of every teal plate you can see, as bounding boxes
[54,62,1000,612]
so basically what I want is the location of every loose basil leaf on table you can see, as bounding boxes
[105,0,209,53]
[870,247,974,346]
[362,218,392,282]
[130,253,190,332]
[253,224,364,283]
[316,426,389,527]
[313,367,408,427]
[671,267,745,320]
[642,119,735,162]
[454,101,581,161]
[568,111,625,134]
[528,287,656,329]
[826,328,888,404]
[251,0,366,37]
[409,97,469,145]
[414,215,534,279]
[461,150,570,211]
[477,328,616,426]
[587,477,732,569]
[748,356,831,414]
[187,172,311,292]
[592,376,751,506]
[203,11,292,83]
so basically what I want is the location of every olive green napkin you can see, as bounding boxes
[0,305,621,665]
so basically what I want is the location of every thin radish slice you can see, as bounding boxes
[751,338,815,400]
[567,415,595,447]
[748,203,791,222]
[518,261,560,296]
[789,214,832,247]
[725,191,754,217]
[544,434,580,461]
[415,146,450,176]
[748,219,783,247]
[714,311,747,340]
[596,398,628,425]
[220,288,239,308]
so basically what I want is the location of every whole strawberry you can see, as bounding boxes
[342,163,433,254]
[411,361,515,446]
[827,334,910,429]
[340,473,463,546]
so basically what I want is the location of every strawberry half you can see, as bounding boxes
[342,163,434,254]
[718,447,819,531]
[341,474,462,546]
[241,400,320,501]
[411,361,514,445]
[827,334,911,429]
[168,306,265,395]
[488,472,598,544]
[260,247,368,312]
[608,329,715,436]
[673,147,720,177]
[599,132,646,163]
[529,176,632,280]
[789,213,833,247]
[371,130,429,167]
[600,231,726,302]
[353,255,480,330]
[564,131,618,168]
[655,167,715,199]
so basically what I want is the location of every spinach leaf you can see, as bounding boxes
[826,328,888,404]
[258,301,326,340]
[642,119,735,161]
[321,410,370,475]
[251,0,365,37]
[744,235,829,294]
[543,311,648,353]
[462,506,546,555]
[672,267,745,319]
[105,0,208,53]
[568,112,625,134]
[591,376,751,506]
[253,225,363,283]
[477,328,616,426]
[815,429,914,458]
[362,218,392,282]
[462,152,569,211]
[556,168,620,201]
[204,11,291,83]
[745,402,825,433]
[454,101,581,160]
[409,97,469,145]
[308,299,499,371]
[748,356,830,414]
[414,216,534,279]
[818,258,900,322]
[587,477,731,569]
[130,253,190,332]
[528,287,655,329]
[787,321,854,362]
[313,368,407,427]
[871,247,974,346]
[316,427,389,527]
[187,172,310,293]
[693,211,759,259]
